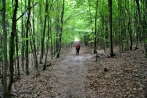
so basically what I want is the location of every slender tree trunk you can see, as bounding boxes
[25,0,31,75]
[134,0,140,49]
[1,0,8,97]
[105,21,109,53]
[94,0,98,53]
[88,0,94,48]
[135,0,142,42]
[32,0,39,75]
[143,0,147,57]
[39,1,43,64]
[128,18,133,50]
[55,0,60,58]
[42,0,49,70]
[49,2,53,59]
[118,0,122,55]
[30,32,40,75]
[55,18,60,58]
[40,0,48,64]
[126,0,133,50]
[50,20,53,59]
[54,34,56,56]
[8,0,18,93]
[15,31,20,77]
[108,0,114,56]
[21,0,25,71]
[50,26,53,59]
[43,36,49,70]
[43,21,50,70]
[0,38,2,62]
[134,10,139,49]
[58,0,65,55]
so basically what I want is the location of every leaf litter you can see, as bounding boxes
[0,46,147,98]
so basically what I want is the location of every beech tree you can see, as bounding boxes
[108,0,114,56]
[1,0,8,97]
[1,0,147,97]
[93,0,98,53]
[8,0,18,93]
[25,0,31,75]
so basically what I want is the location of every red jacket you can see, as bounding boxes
[76,44,80,49]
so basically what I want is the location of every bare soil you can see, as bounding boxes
[1,46,147,98]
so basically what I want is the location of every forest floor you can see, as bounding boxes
[1,46,147,98]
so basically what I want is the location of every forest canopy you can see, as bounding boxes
[1,0,147,97]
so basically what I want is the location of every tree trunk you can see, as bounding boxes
[32,0,39,75]
[40,0,48,64]
[15,31,20,77]
[21,0,25,71]
[30,34,40,75]
[144,43,147,58]
[58,0,65,55]
[1,0,8,97]
[88,0,94,48]
[143,0,147,57]
[108,0,114,56]
[134,10,139,50]
[43,26,50,70]
[42,0,49,70]
[126,0,133,51]
[105,21,109,53]
[55,0,60,58]
[25,0,31,75]
[135,0,142,42]
[128,19,133,50]
[39,1,43,64]
[50,24,53,59]
[8,0,18,93]
[118,0,123,55]
[94,0,98,54]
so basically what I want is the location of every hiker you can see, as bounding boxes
[76,43,80,55]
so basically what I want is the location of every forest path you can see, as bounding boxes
[50,47,89,98]
[9,47,92,98]
[8,46,147,98]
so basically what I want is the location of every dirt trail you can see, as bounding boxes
[7,47,91,98]
[2,46,147,98]
[51,48,88,98]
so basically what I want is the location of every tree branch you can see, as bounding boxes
[64,14,73,24]
[16,3,38,21]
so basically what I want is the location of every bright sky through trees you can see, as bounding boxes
[74,36,80,42]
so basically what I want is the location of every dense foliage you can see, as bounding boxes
[0,0,147,97]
